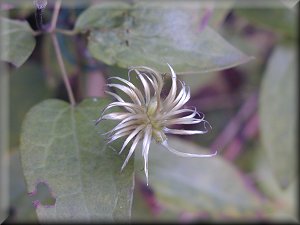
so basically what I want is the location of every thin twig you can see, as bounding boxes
[210,92,258,153]
[222,112,259,161]
[55,28,78,36]
[51,34,76,106]
[32,30,42,36]
[49,0,76,106]
[32,0,77,37]
[48,0,61,33]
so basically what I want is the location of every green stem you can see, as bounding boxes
[32,28,79,37]
[51,34,76,106]
[32,30,42,36]
[49,0,76,106]
[55,28,79,36]
[49,0,62,33]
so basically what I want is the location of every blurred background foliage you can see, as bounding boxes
[1,0,298,223]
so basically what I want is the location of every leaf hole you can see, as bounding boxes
[29,182,56,207]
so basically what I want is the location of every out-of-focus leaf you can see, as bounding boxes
[254,147,287,199]
[180,72,218,94]
[281,179,298,217]
[208,1,234,29]
[281,0,299,8]
[20,98,134,222]
[134,137,265,220]
[0,216,6,224]
[259,46,296,189]
[131,181,179,222]
[266,211,299,222]
[254,146,297,221]
[75,2,251,73]
[131,183,154,222]
[0,17,36,67]
[235,8,296,38]
[10,63,53,148]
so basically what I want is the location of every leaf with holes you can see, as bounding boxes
[0,17,36,67]
[20,98,135,222]
[259,46,296,189]
[75,1,252,73]
[134,137,266,220]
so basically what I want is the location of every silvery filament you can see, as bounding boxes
[33,0,47,30]
[33,0,47,10]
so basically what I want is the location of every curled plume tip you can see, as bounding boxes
[96,64,216,184]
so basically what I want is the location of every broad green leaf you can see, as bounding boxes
[254,145,298,221]
[9,150,39,223]
[259,46,296,189]
[10,63,53,148]
[9,150,56,223]
[134,137,265,220]
[75,2,251,73]
[254,147,287,201]
[20,98,134,222]
[235,8,296,39]
[0,17,36,67]
[75,1,130,31]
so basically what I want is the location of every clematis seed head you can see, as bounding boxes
[96,64,217,185]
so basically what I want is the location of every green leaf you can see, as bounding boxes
[254,145,297,221]
[134,137,265,219]
[208,2,234,29]
[75,2,252,73]
[131,181,179,222]
[20,98,134,222]
[259,46,296,189]
[180,72,218,94]
[235,8,296,39]
[9,150,39,222]
[75,1,131,31]
[0,17,36,67]
[10,62,53,148]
